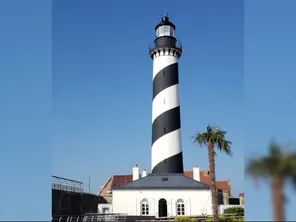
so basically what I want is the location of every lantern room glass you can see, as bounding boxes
[156,25,174,37]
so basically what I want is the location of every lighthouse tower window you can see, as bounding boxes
[141,199,149,215]
[176,199,185,215]
[156,25,174,37]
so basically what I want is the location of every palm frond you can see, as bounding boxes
[246,157,272,181]
[192,125,232,156]
[247,140,296,188]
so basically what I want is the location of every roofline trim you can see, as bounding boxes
[99,176,114,195]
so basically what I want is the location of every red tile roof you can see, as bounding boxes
[99,170,232,196]
[184,171,231,195]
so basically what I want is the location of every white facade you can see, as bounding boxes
[112,189,212,217]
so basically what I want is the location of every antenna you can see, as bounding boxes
[162,8,168,17]
[125,166,127,183]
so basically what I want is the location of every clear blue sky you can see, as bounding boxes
[52,0,243,203]
[0,0,294,221]
[0,0,51,220]
[244,0,296,220]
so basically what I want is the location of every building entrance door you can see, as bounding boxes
[158,198,167,217]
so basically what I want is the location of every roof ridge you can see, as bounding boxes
[113,174,211,190]
[112,174,229,182]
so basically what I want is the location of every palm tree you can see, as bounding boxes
[192,125,232,221]
[246,141,296,221]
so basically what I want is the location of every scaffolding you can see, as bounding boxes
[52,175,84,193]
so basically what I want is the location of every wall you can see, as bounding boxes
[52,189,107,216]
[112,189,212,217]
[222,191,229,205]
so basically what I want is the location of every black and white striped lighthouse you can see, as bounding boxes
[149,15,184,174]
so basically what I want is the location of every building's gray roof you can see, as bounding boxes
[112,173,211,190]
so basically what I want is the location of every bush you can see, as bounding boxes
[205,216,244,221]
[224,207,244,215]
[173,216,197,222]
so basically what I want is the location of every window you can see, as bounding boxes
[102,207,109,214]
[176,199,185,215]
[156,25,174,37]
[141,199,149,215]
[163,26,170,36]
[157,26,165,37]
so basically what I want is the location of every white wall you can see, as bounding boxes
[112,189,212,217]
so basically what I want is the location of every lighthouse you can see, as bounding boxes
[149,15,184,174]
[111,15,214,217]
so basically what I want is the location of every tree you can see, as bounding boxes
[192,125,232,221]
[246,141,296,221]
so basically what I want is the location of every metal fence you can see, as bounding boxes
[52,213,128,222]
[52,175,84,193]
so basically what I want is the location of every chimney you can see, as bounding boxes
[133,164,140,181]
[142,169,147,178]
[193,165,200,181]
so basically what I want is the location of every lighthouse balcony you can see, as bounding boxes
[149,38,182,57]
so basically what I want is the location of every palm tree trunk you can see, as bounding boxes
[208,142,219,221]
[271,177,285,221]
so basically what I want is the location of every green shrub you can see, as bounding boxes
[236,216,244,221]
[205,216,244,221]
[205,217,213,222]
[174,216,196,222]
[224,207,244,215]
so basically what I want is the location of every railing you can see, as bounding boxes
[135,213,244,221]
[149,39,182,54]
[52,213,128,222]
[52,175,84,193]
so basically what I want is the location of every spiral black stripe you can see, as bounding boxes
[151,61,184,174]
[152,152,184,174]
[153,63,179,100]
[151,106,181,145]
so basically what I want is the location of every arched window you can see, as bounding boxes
[141,198,149,215]
[176,199,185,216]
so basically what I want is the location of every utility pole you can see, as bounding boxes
[88,175,91,193]
[125,166,127,184]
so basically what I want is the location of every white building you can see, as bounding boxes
[112,172,218,217]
